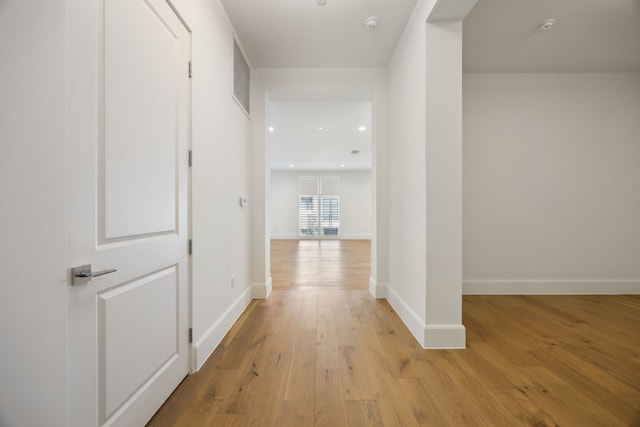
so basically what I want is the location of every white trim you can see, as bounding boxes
[369,277,387,299]
[386,286,427,347]
[270,234,298,240]
[270,235,371,240]
[463,279,640,295]
[252,277,272,299]
[423,324,466,349]
[386,286,466,349]
[193,287,252,370]
[341,234,372,240]
[427,0,478,22]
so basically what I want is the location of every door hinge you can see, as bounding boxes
[188,328,193,343]
[188,150,192,167]
[188,61,192,78]
[188,239,193,255]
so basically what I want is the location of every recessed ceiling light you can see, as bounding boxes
[538,18,555,31]
[340,164,345,168]
[268,126,274,132]
[289,164,295,168]
[358,126,366,132]
[318,127,324,131]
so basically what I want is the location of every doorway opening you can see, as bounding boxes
[266,97,375,291]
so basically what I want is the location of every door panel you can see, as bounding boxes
[67,0,191,426]
[103,0,179,239]
[98,266,178,420]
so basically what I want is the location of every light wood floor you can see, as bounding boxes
[148,241,640,426]
[270,239,371,290]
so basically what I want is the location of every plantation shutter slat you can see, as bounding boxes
[299,177,319,236]
[299,176,340,237]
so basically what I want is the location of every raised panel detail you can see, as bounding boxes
[98,266,178,420]
[103,0,179,239]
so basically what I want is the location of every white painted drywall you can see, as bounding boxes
[388,0,472,347]
[170,0,253,368]
[270,170,372,239]
[341,171,374,239]
[388,0,433,337]
[423,20,465,343]
[270,171,300,238]
[463,73,640,294]
[0,1,68,426]
[251,68,390,297]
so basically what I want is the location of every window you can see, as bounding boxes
[299,176,340,237]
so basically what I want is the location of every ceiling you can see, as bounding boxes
[222,0,640,170]
[222,0,640,72]
[464,0,640,73]
[221,0,418,68]
[268,101,372,171]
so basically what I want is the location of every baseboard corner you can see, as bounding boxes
[252,277,272,299]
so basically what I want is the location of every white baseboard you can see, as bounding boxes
[423,324,466,349]
[270,234,298,240]
[193,287,253,371]
[252,277,272,299]
[386,287,427,347]
[369,277,387,299]
[386,286,466,349]
[270,235,371,240]
[341,234,372,240]
[463,279,640,295]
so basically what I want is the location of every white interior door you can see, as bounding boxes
[66,0,191,426]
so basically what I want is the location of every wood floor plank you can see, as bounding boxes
[507,366,629,427]
[314,401,349,427]
[436,352,525,426]
[277,400,315,427]
[338,345,376,400]
[285,329,316,401]
[344,400,384,427]
[397,377,454,426]
[315,305,342,402]
[493,388,561,427]
[529,345,640,425]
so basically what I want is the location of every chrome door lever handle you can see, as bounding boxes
[75,268,117,278]
[71,264,117,286]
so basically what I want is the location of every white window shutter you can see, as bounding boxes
[299,175,341,237]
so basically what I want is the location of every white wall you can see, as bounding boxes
[171,0,253,369]
[251,68,390,298]
[0,1,68,426]
[463,73,640,294]
[341,171,374,239]
[270,170,372,239]
[270,171,299,237]
[388,0,473,348]
[388,0,431,330]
